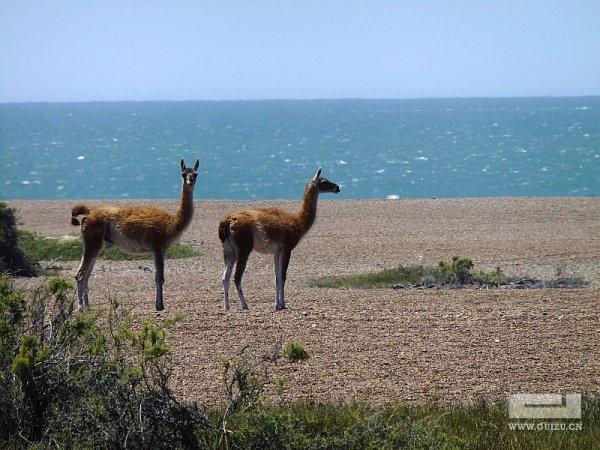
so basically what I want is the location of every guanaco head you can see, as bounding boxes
[311,168,340,194]
[180,158,199,188]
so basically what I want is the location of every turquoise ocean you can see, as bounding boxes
[1,98,598,200]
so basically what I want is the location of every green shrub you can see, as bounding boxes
[17,229,199,262]
[0,275,205,448]
[283,342,309,362]
[0,203,36,276]
[438,256,475,284]
[474,265,505,285]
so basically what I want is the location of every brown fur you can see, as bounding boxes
[219,183,318,254]
[72,202,193,251]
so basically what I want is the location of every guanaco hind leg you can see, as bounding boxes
[274,254,282,308]
[221,243,235,310]
[234,254,249,309]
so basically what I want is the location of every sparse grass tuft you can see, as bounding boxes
[101,241,199,261]
[310,256,502,289]
[17,229,199,263]
[17,230,82,262]
[310,256,586,290]
[283,342,309,362]
[311,265,430,289]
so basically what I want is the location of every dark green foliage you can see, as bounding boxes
[17,229,199,262]
[0,203,36,276]
[0,275,206,448]
[437,256,475,284]
[283,342,309,362]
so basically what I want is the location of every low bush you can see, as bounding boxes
[437,256,475,284]
[0,203,36,276]
[283,342,309,362]
[0,274,206,448]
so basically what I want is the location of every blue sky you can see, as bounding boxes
[1,1,599,102]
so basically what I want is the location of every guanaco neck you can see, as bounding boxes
[296,181,319,235]
[174,183,194,234]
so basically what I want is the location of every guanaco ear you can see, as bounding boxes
[312,167,322,180]
[181,159,186,171]
[193,159,199,171]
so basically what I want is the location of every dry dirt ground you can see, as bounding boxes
[8,197,600,406]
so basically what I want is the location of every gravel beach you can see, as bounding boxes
[8,197,600,405]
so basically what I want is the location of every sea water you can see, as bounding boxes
[1,98,598,200]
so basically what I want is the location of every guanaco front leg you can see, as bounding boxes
[274,253,282,309]
[75,252,98,310]
[277,250,291,310]
[75,228,104,310]
[153,248,166,311]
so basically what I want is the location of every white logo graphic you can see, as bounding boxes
[509,394,581,419]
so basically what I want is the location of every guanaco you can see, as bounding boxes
[71,159,199,310]
[218,168,340,310]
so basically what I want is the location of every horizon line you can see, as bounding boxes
[2,94,600,105]
[3,195,599,202]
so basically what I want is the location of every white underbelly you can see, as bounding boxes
[252,226,280,254]
[106,221,153,254]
